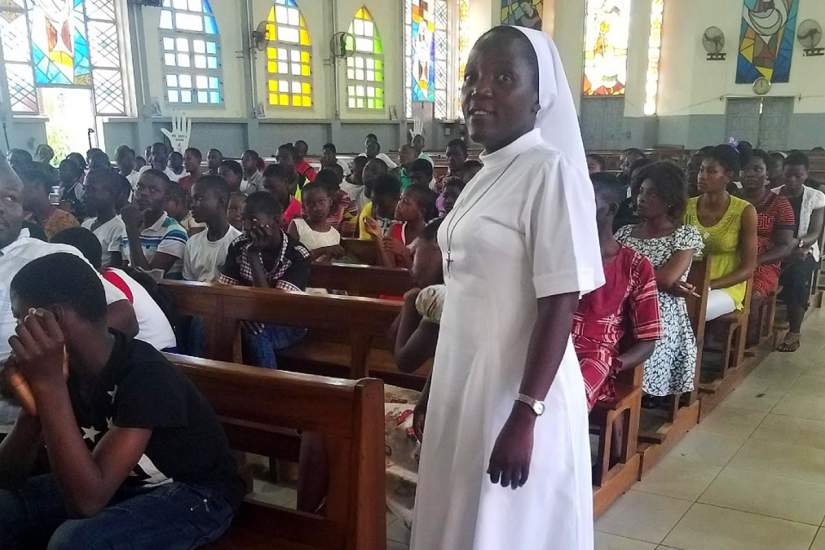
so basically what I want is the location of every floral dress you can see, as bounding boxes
[616,224,705,396]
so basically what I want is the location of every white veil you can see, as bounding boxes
[510,26,588,176]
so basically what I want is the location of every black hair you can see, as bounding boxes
[586,153,607,170]
[443,175,466,191]
[88,150,111,170]
[194,175,231,205]
[166,182,188,204]
[86,147,104,159]
[405,183,438,220]
[169,151,183,162]
[243,149,261,160]
[623,147,646,158]
[277,143,296,156]
[785,150,810,170]
[51,227,103,270]
[464,159,483,170]
[477,26,538,91]
[66,152,87,171]
[10,253,106,323]
[744,149,772,170]
[246,190,282,218]
[591,173,625,207]
[420,217,444,242]
[704,145,741,175]
[365,133,378,141]
[19,165,55,194]
[141,168,172,188]
[262,163,292,180]
[372,174,402,201]
[408,158,434,181]
[295,140,308,149]
[352,156,368,169]
[115,145,134,160]
[301,180,335,200]
[447,139,468,155]
[315,168,341,188]
[323,143,336,153]
[634,161,688,221]
[220,159,243,176]
[86,168,120,195]
[329,163,344,183]
[59,158,83,179]
[628,157,655,192]
[185,147,203,161]
[698,145,716,156]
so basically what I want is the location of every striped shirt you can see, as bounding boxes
[121,212,188,278]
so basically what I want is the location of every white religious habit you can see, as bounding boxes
[411,27,603,550]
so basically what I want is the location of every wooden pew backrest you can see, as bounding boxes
[309,262,413,297]
[167,354,386,550]
[341,239,378,265]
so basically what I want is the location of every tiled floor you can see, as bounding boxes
[595,307,825,550]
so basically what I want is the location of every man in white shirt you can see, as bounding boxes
[0,158,137,423]
[138,142,182,183]
[183,176,241,282]
[240,150,264,194]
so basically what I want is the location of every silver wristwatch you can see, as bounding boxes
[516,394,546,416]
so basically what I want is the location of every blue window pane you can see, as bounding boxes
[204,15,217,35]
[207,57,217,69]
[209,91,220,103]
[206,41,217,54]
[209,76,218,88]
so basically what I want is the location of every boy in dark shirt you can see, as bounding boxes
[219,191,310,368]
[0,253,242,548]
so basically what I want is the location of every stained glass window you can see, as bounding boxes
[582,0,630,97]
[159,0,222,105]
[500,0,542,30]
[455,0,469,119]
[0,0,127,115]
[345,7,383,111]
[0,1,38,113]
[404,0,449,119]
[645,0,664,115]
[266,0,312,108]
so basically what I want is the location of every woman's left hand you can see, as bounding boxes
[487,405,535,489]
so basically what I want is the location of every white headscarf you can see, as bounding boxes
[511,26,588,176]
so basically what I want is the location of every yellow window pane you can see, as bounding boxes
[269,93,278,105]
[301,51,310,63]
[279,94,289,105]
[300,30,310,46]
[302,82,311,94]
[268,61,277,73]
[266,24,276,41]
[292,95,301,106]
[267,48,276,60]
[356,7,365,18]
[302,95,312,107]
[301,64,310,76]
[268,80,278,91]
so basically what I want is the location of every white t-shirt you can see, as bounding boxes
[125,170,140,190]
[183,225,242,282]
[138,165,182,183]
[340,181,369,212]
[292,218,340,251]
[103,268,177,350]
[82,216,126,267]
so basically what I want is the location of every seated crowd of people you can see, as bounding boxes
[0,132,822,547]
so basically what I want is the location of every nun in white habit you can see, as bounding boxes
[411,26,603,550]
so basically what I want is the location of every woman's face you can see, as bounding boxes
[395,191,421,222]
[741,157,768,193]
[461,31,539,152]
[697,159,731,194]
[636,179,668,220]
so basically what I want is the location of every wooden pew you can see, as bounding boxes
[309,262,413,297]
[637,258,710,475]
[166,354,385,550]
[341,238,379,265]
[161,281,427,390]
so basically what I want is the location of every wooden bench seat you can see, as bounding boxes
[309,262,413,297]
[166,354,386,550]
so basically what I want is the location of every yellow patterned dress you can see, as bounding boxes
[684,195,750,310]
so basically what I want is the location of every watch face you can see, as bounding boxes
[534,401,546,416]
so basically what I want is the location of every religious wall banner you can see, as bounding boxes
[736,0,799,84]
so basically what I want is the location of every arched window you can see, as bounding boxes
[345,7,384,111]
[159,0,222,105]
[266,0,312,108]
[404,0,449,119]
[0,0,127,115]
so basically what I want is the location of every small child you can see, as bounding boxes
[287,181,343,262]
[315,168,356,235]
[369,183,436,269]
[227,192,246,231]
[438,176,465,216]
[358,174,400,240]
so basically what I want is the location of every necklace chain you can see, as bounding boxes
[445,154,521,275]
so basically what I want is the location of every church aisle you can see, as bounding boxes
[595,307,825,550]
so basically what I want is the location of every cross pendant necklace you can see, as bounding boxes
[444,154,521,276]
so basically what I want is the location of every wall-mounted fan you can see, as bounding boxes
[330,32,355,59]
[250,21,269,53]
[702,26,726,61]
[798,19,824,56]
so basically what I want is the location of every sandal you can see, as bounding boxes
[777,332,801,352]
